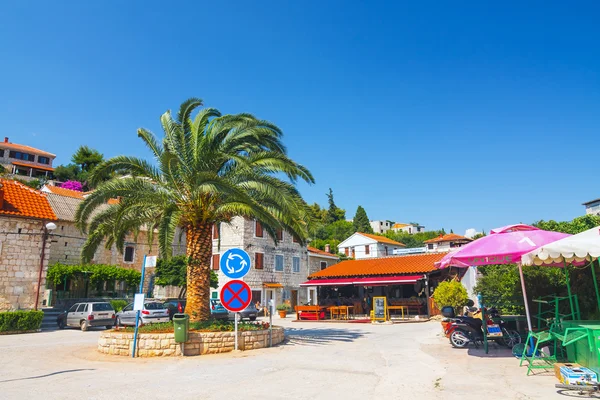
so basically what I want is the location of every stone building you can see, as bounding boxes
[210,218,339,309]
[0,179,57,311]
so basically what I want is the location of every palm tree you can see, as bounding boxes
[75,98,314,322]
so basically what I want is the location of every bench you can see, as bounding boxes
[295,306,325,321]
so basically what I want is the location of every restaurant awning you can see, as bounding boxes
[300,275,424,287]
[299,278,355,287]
[263,283,283,288]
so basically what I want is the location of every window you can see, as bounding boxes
[385,246,388,256]
[92,303,113,311]
[76,304,87,312]
[0,149,4,157]
[38,156,50,165]
[320,261,327,270]
[365,245,370,255]
[255,252,264,269]
[293,235,299,243]
[292,256,300,273]
[65,242,68,247]
[145,302,165,310]
[212,224,219,240]
[276,229,283,241]
[124,246,135,263]
[275,255,284,271]
[212,254,220,270]
[427,243,434,250]
[9,151,35,161]
[344,248,349,256]
[122,303,133,312]
[351,248,355,258]
[255,220,264,237]
[68,304,78,313]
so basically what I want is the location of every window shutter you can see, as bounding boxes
[365,245,370,255]
[255,221,264,237]
[213,224,219,240]
[212,254,220,270]
[344,248,349,256]
[276,229,283,241]
[255,253,264,269]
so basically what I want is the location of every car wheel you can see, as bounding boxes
[80,320,88,332]
[250,316,256,321]
[58,319,65,329]
[105,325,113,330]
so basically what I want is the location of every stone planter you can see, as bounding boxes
[98,326,285,357]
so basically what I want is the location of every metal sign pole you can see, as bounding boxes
[234,312,238,351]
[131,255,147,358]
[269,299,273,347]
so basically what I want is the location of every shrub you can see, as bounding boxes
[61,180,83,192]
[109,300,128,312]
[116,320,270,333]
[432,281,469,313]
[276,304,289,311]
[0,310,44,332]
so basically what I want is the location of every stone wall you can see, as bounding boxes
[0,216,51,310]
[98,326,285,357]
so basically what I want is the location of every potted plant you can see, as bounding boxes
[276,304,288,318]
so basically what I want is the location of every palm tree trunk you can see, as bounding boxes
[184,223,212,322]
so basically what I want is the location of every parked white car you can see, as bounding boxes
[57,302,116,331]
[115,301,170,326]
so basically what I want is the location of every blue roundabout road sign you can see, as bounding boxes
[220,248,251,279]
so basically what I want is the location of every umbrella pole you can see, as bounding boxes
[564,262,575,320]
[518,263,533,333]
[591,259,600,313]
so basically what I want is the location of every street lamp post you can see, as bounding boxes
[34,222,57,310]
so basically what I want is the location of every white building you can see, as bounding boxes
[370,220,392,234]
[424,233,472,253]
[391,223,425,234]
[0,137,56,181]
[583,198,600,216]
[338,232,405,259]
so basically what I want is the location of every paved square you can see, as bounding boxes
[0,320,562,399]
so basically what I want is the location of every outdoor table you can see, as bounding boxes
[387,305,407,320]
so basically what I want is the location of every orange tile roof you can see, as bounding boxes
[44,185,85,199]
[392,223,410,229]
[307,246,339,258]
[0,179,57,220]
[12,161,54,171]
[424,233,473,244]
[358,232,406,247]
[309,252,447,278]
[0,141,55,158]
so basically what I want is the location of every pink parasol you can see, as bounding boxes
[434,224,571,333]
[435,224,571,269]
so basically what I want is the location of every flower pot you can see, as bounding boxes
[278,310,287,318]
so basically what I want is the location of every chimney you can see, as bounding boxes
[3,137,8,143]
[325,244,331,253]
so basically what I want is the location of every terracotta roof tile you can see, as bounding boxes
[309,252,447,278]
[392,223,410,229]
[358,232,406,246]
[424,233,473,244]
[307,246,339,259]
[44,185,84,199]
[0,179,57,220]
[0,142,55,158]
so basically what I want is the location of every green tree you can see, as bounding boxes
[75,98,314,322]
[155,255,218,298]
[53,164,80,182]
[353,205,373,233]
[72,145,104,172]
[307,202,327,224]
[382,230,444,248]
[432,280,469,312]
[326,188,345,223]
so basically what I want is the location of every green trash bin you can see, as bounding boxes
[173,313,189,343]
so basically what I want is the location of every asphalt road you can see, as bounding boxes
[0,320,562,400]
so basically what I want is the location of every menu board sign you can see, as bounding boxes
[373,296,387,321]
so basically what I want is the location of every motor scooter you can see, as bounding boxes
[442,303,521,349]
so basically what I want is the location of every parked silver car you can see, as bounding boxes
[115,301,170,326]
[57,302,115,331]
[229,302,258,321]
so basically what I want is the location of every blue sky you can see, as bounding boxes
[1,1,599,234]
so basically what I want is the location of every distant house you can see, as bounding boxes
[370,220,392,234]
[306,245,340,305]
[391,222,425,234]
[0,137,56,181]
[583,198,600,216]
[424,233,472,253]
[338,232,405,259]
[0,179,57,311]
